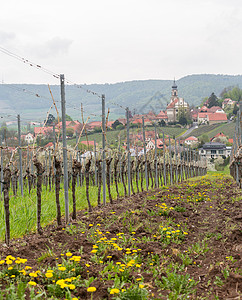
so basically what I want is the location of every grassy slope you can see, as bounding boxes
[186,122,235,139]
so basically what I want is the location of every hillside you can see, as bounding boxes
[189,122,236,139]
[1,74,242,123]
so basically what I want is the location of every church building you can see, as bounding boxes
[166,80,189,123]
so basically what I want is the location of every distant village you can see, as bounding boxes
[1,81,237,168]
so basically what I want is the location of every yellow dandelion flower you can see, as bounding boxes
[87,287,97,292]
[68,284,76,290]
[110,288,119,294]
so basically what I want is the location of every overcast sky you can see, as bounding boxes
[0,0,241,84]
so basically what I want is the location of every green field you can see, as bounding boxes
[188,122,235,139]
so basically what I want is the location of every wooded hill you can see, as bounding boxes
[1,74,242,122]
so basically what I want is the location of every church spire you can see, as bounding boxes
[172,78,177,89]
[171,78,178,97]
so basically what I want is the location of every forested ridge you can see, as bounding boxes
[1,74,242,121]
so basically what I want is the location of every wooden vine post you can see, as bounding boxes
[121,154,127,197]
[136,156,141,193]
[106,156,113,204]
[54,156,62,226]
[33,155,43,234]
[3,166,11,246]
[96,158,102,207]
[85,156,92,212]
[114,154,120,199]
[72,159,81,219]
[130,160,135,195]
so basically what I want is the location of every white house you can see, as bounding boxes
[24,133,34,144]
[184,136,198,146]
[199,142,230,160]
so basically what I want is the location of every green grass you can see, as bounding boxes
[0,176,159,241]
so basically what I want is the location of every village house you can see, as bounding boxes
[87,121,114,130]
[222,98,236,109]
[166,80,189,123]
[208,106,225,114]
[57,120,84,133]
[210,132,227,142]
[34,126,54,137]
[156,110,168,123]
[184,136,198,146]
[132,118,152,126]
[207,113,227,125]
[199,142,231,160]
[146,139,164,150]
[190,108,199,122]
[197,112,227,125]
[22,133,34,144]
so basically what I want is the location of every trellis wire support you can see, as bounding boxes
[53,124,56,151]
[142,117,148,190]
[126,107,131,196]
[102,94,106,205]
[155,125,158,188]
[0,137,3,195]
[169,136,173,185]
[94,139,97,185]
[60,74,69,224]
[163,132,166,186]
[17,114,24,196]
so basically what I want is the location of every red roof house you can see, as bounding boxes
[157,111,168,120]
[207,113,227,124]
[34,127,53,136]
[184,136,198,145]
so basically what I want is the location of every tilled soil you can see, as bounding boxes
[0,174,241,299]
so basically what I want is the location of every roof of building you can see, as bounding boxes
[117,118,127,125]
[222,98,233,103]
[214,132,226,138]
[203,142,226,149]
[88,121,102,128]
[44,142,54,148]
[80,140,96,146]
[185,136,198,141]
[200,106,208,112]
[34,127,53,135]
[167,98,179,109]
[132,118,151,124]
[208,106,224,113]
[157,111,168,119]
[207,113,227,121]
